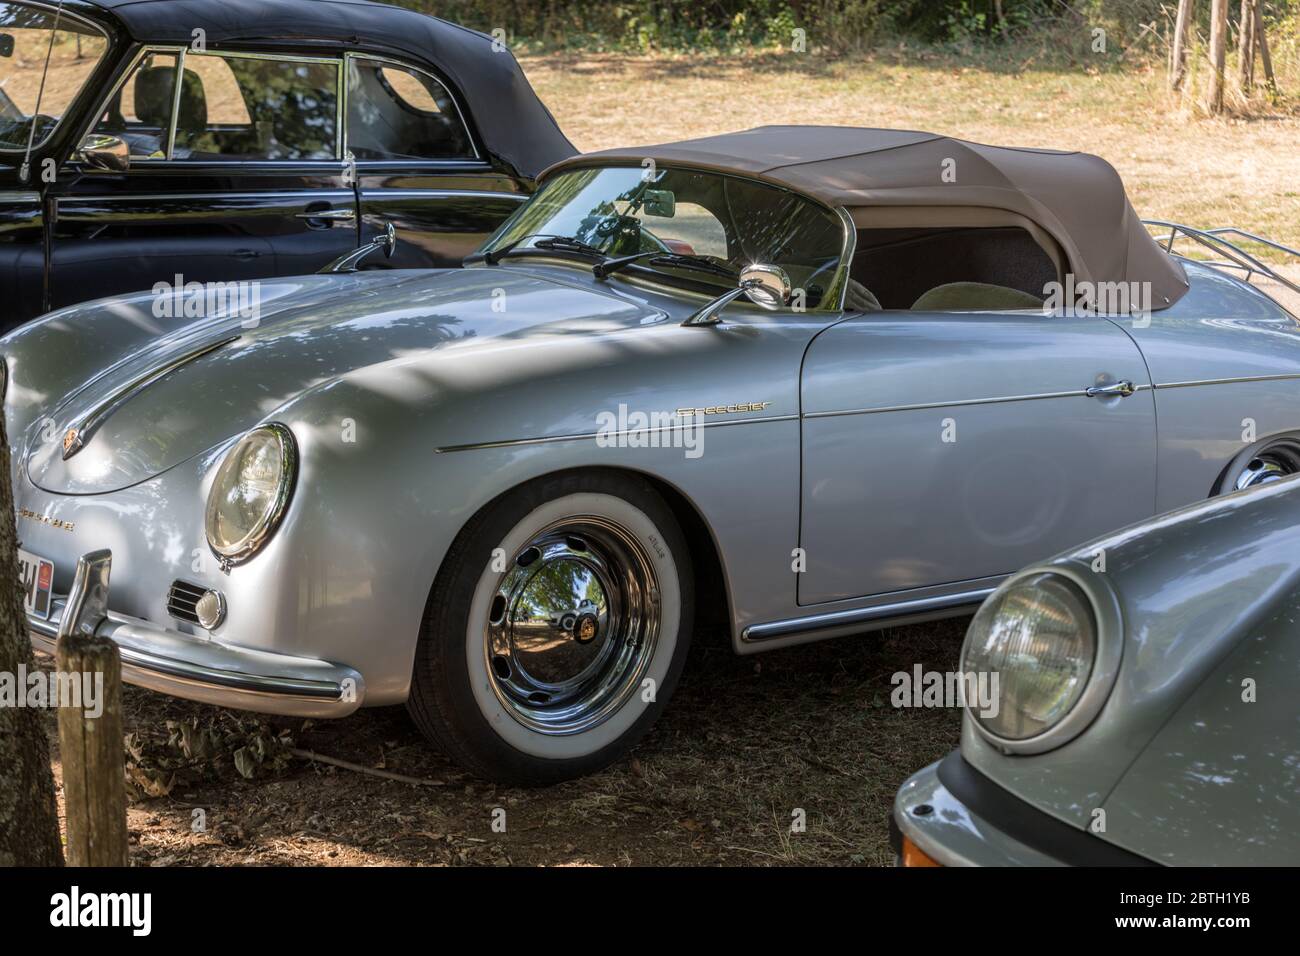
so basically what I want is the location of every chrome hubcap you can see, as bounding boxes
[1234,445,1300,491]
[485,517,659,735]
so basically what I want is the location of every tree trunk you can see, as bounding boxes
[1207,0,1229,112]
[0,366,64,867]
[1237,0,1257,92]
[1170,0,1195,91]
[1255,5,1277,95]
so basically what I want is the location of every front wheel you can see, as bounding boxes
[408,470,693,784]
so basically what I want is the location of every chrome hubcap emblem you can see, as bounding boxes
[485,517,659,735]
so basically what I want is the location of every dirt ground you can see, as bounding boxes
[42,618,964,867]
[35,47,1300,867]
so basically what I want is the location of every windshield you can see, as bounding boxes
[482,165,848,308]
[0,2,109,152]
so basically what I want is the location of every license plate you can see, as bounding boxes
[18,548,54,620]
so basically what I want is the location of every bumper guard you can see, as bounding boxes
[29,550,364,719]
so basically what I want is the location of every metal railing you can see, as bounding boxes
[1143,220,1300,296]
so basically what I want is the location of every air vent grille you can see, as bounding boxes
[166,580,207,626]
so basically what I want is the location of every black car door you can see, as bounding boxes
[345,54,528,268]
[47,47,360,311]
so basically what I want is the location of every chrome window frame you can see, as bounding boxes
[0,0,113,154]
[342,51,483,167]
[72,44,347,167]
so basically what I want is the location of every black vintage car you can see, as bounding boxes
[0,0,575,330]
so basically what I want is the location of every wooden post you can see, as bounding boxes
[1237,0,1257,93]
[1255,5,1278,96]
[1207,0,1229,112]
[56,633,128,867]
[1170,0,1195,91]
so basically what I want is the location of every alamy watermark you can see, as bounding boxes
[891,664,999,718]
[1,664,104,718]
[1043,275,1152,324]
[152,274,262,328]
[595,403,704,459]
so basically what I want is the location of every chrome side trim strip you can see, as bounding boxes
[360,189,528,202]
[803,373,1300,421]
[57,190,357,204]
[1153,373,1300,390]
[742,586,997,643]
[435,413,799,453]
[803,388,1112,420]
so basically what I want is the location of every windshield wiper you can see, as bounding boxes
[593,252,738,281]
[481,234,607,265]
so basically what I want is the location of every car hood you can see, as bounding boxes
[25,268,665,495]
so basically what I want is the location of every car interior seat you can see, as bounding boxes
[911,281,1045,312]
[133,66,208,157]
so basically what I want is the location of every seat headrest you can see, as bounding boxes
[133,66,208,134]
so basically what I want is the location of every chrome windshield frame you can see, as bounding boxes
[478,163,856,313]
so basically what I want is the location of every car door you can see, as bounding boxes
[47,47,359,310]
[798,309,1157,605]
[0,190,46,328]
[345,54,528,269]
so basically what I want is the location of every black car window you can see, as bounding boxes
[346,57,473,161]
[172,53,338,161]
[94,52,181,159]
[0,3,109,152]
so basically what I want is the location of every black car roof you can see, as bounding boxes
[82,0,575,178]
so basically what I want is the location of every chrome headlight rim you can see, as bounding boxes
[205,422,298,566]
[962,564,1124,756]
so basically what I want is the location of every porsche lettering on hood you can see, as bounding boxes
[24,269,662,495]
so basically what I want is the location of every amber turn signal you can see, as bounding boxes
[901,836,942,867]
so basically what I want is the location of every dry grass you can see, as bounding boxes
[43,620,965,867]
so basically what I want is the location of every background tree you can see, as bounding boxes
[0,367,63,867]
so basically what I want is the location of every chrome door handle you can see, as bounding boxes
[1085,380,1136,398]
[296,208,355,222]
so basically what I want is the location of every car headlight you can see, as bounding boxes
[961,572,1098,747]
[205,423,297,564]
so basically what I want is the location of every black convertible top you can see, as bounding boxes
[85,0,575,178]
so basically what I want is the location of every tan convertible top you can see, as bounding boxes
[542,126,1189,309]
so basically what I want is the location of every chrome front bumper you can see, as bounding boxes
[30,550,364,719]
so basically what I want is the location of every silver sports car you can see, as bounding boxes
[892,472,1300,866]
[7,126,1300,783]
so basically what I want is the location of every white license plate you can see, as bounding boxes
[18,548,54,620]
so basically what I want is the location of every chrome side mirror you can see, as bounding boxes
[319,220,397,274]
[738,264,792,310]
[683,263,793,327]
[76,133,129,173]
